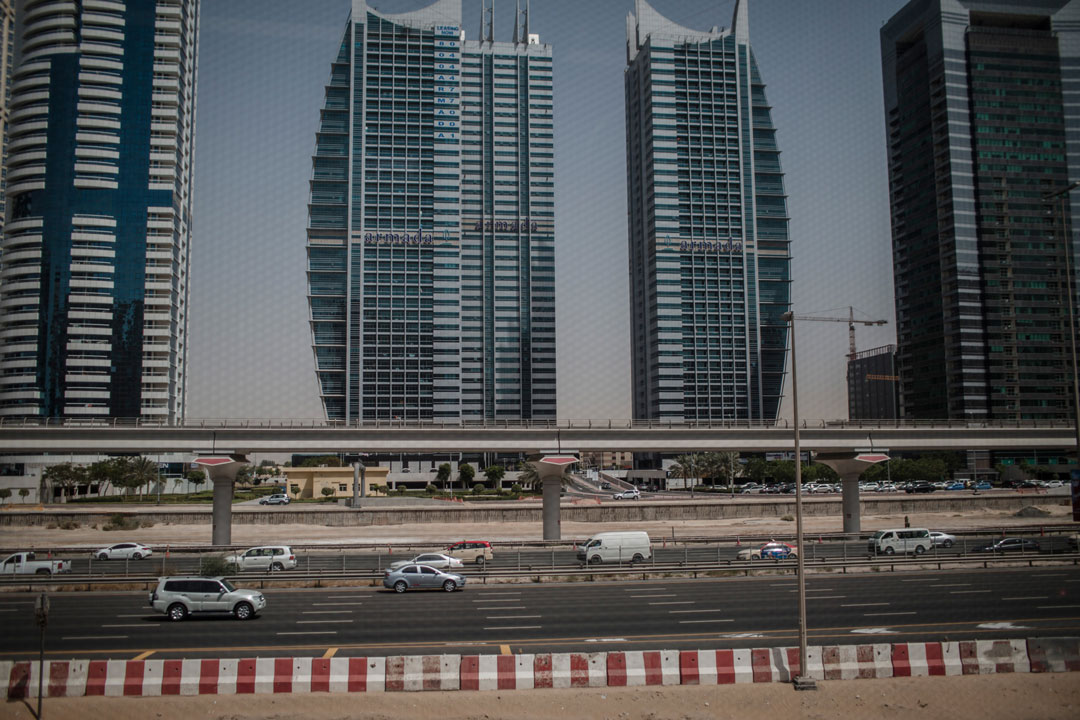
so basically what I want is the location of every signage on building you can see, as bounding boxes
[469,218,541,233]
[435,25,460,36]
[358,230,458,247]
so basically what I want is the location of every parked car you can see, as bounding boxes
[383,564,466,593]
[905,482,936,494]
[974,481,992,490]
[1,551,70,575]
[739,483,763,494]
[612,488,641,500]
[929,531,956,548]
[389,553,463,572]
[737,541,798,561]
[259,493,290,505]
[93,542,153,560]
[971,537,1040,553]
[149,576,265,621]
[945,482,967,491]
[1045,480,1064,489]
[445,540,494,565]
[224,545,297,571]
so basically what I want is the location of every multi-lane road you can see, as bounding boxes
[36,534,1077,577]
[2,567,1078,660]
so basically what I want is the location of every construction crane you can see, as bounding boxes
[792,306,887,360]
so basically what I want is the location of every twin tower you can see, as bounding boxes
[305,0,790,425]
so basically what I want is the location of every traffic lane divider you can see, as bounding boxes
[5,638,1078,698]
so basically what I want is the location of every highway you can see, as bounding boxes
[38,534,1077,577]
[2,567,1078,660]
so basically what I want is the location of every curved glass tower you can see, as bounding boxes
[0,0,200,421]
[624,0,790,422]
[307,0,555,422]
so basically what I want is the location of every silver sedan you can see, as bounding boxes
[388,553,464,572]
[383,564,466,593]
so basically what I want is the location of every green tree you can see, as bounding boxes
[436,462,452,490]
[43,462,87,503]
[109,457,158,500]
[186,469,206,492]
[87,457,126,496]
[743,457,769,484]
[516,462,539,490]
[320,486,335,500]
[0,488,10,506]
[18,488,29,504]
[482,465,505,490]
[670,454,701,497]
[457,462,475,492]
[712,451,741,490]
[299,455,341,467]
[259,459,275,468]
[768,459,797,484]
[472,482,486,495]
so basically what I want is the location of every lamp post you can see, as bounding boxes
[1043,181,1080,465]
[781,311,814,690]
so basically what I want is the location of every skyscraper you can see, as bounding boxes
[307,0,555,422]
[624,0,790,422]
[0,0,13,245]
[882,0,1079,420]
[0,0,200,422]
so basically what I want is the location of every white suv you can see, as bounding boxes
[224,545,297,572]
[150,576,265,621]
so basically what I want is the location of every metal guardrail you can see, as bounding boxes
[3,552,1078,592]
[0,416,1073,430]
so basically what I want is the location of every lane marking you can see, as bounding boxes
[1002,596,1048,601]
[649,601,694,606]
[931,583,970,588]
[131,651,155,661]
[842,603,889,607]
[277,631,337,636]
[807,595,846,600]
[852,628,893,634]
[631,594,676,598]
[500,644,511,655]
[297,620,354,624]
[312,602,364,607]
[679,619,735,624]
[790,589,835,593]
[62,635,127,640]
[327,595,365,599]
[1032,574,1065,577]
[669,609,724,614]
[625,587,666,591]
[116,614,150,618]
[322,647,338,659]
[101,624,155,629]
[864,612,917,617]
[1037,605,1080,609]
[585,638,627,642]
[472,595,521,601]
[475,606,526,610]
[302,610,354,615]
[900,579,936,583]
[484,625,541,630]
[485,615,541,620]
[977,622,1031,630]
[950,590,992,595]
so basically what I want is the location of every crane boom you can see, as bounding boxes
[791,306,887,360]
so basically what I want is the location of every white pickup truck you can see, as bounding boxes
[1,551,70,575]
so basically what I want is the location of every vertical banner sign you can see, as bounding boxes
[1071,469,1080,522]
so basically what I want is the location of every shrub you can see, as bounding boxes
[103,514,140,531]
[472,482,485,495]
[199,556,233,577]
[780,514,795,522]
[425,483,438,494]
[511,483,522,494]
[320,487,335,500]
[57,519,80,530]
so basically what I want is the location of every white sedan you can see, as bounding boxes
[388,553,464,572]
[92,542,153,560]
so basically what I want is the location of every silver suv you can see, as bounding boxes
[149,576,265,621]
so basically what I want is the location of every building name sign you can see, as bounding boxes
[361,230,442,247]
[660,237,744,254]
[435,25,460,37]
[471,219,540,232]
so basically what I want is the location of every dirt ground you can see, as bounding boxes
[2,673,1079,720]
[1,501,1072,548]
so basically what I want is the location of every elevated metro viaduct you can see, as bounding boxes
[1,419,1074,542]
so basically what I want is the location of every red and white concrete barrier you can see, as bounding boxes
[4,638,1077,698]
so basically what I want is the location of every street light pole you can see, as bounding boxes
[782,311,814,690]
[1043,181,1080,465]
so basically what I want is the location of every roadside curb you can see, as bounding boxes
[4,638,1075,697]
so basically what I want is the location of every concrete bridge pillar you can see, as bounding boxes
[815,453,888,536]
[527,453,579,541]
[193,455,247,546]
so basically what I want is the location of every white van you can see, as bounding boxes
[867,528,932,555]
[577,531,652,565]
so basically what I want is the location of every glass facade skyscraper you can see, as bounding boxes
[882,0,1079,420]
[624,0,790,422]
[0,0,200,421]
[307,0,555,422]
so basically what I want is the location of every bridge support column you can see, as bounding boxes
[194,455,247,546]
[527,452,579,542]
[815,453,881,537]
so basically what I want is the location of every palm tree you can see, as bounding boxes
[670,454,701,498]
[517,461,540,491]
[715,451,741,492]
[126,457,160,500]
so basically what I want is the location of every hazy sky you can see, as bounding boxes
[187,0,907,422]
